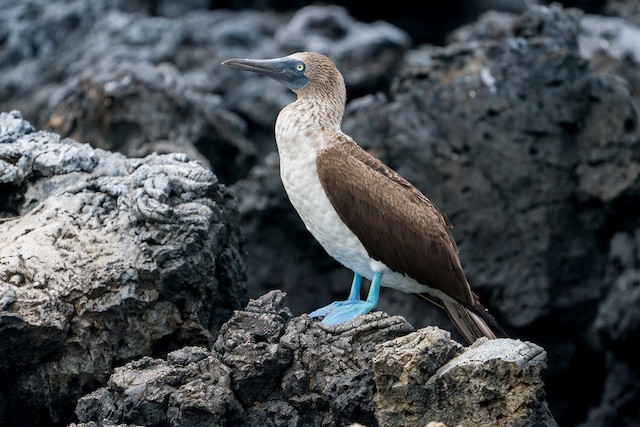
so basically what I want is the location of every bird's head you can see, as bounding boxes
[222,52,346,103]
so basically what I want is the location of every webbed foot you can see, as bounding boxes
[309,299,377,324]
[309,271,383,325]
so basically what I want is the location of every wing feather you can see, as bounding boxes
[316,139,474,306]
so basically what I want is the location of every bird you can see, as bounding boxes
[222,52,507,343]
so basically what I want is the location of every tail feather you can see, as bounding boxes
[417,293,508,344]
[443,299,500,343]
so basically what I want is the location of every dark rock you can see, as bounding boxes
[275,5,411,93]
[1,1,640,426]
[578,356,640,427]
[277,313,413,426]
[604,0,640,25]
[46,59,256,184]
[213,290,293,405]
[0,111,246,426]
[579,13,640,102]
[76,348,243,426]
[75,291,555,427]
[219,0,530,46]
[340,5,640,426]
[0,3,414,186]
[447,10,519,45]
[0,4,288,185]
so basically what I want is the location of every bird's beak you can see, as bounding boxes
[222,57,308,90]
[222,57,288,76]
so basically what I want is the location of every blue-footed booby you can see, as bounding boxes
[222,52,507,343]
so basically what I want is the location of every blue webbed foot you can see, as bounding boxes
[309,271,383,325]
[310,300,377,325]
[308,300,354,318]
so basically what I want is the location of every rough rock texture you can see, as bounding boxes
[374,329,555,427]
[341,6,640,427]
[604,0,640,25]
[0,111,246,426]
[580,12,640,101]
[75,347,243,426]
[0,2,410,185]
[75,291,556,427]
[233,5,640,427]
[2,1,640,426]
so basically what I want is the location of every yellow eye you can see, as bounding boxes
[296,63,305,72]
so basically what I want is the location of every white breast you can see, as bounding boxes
[274,104,430,294]
[276,124,372,278]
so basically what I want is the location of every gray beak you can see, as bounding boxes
[222,57,308,90]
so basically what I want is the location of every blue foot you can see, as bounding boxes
[308,300,356,318]
[310,271,383,325]
[315,300,377,325]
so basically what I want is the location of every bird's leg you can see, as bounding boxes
[365,271,382,305]
[309,271,382,325]
[346,272,363,301]
[308,273,362,318]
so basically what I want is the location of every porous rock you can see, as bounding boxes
[375,328,556,427]
[342,6,640,424]
[0,111,246,426]
[75,291,556,427]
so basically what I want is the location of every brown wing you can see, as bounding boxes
[316,139,474,307]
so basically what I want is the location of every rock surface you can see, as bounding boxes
[1,1,640,426]
[375,330,555,427]
[234,5,640,426]
[0,111,246,426]
[74,291,556,427]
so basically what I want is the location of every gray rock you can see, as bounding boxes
[75,291,555,427]
[344,5,639,426]
[76,347,243,426]
[373,326,465,425]
[275,5,411,92]
[580,13,640,102]
[277,312,413,426]
[577,356,640,427]
[375,328,556,427]
[0,4,288,184]
[446,9,519,44]
[579,226,640,427]
[604,0,640,25]
[0,2,412,186]
[0,111,246,426]
[213,290,293,405]
[2,1,640,425]
[47,59,256,183]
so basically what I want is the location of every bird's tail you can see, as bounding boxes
[416,293,508,344]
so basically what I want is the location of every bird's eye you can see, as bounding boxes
[296,63,305,72]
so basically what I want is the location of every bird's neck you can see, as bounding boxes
[290,97,344,130]
[275,97,345,158]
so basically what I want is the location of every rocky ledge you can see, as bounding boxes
[72,290,556,427]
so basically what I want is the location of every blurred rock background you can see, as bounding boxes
[1,0,640,426]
